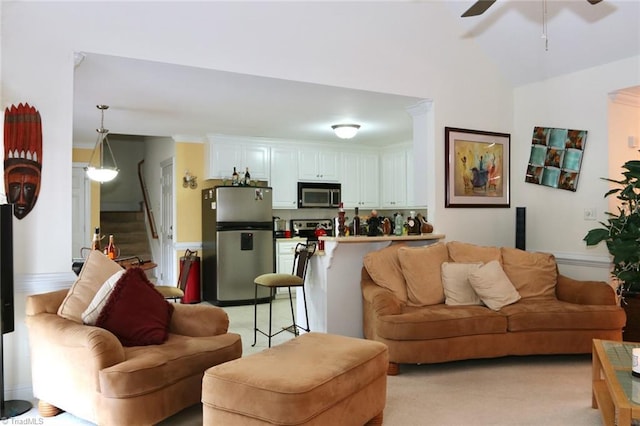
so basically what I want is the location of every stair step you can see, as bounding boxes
[99,210,152,263]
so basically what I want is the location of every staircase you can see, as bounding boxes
[100,211,152,262]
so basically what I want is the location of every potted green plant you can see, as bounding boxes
[584,158,640,295]
[584,158,640,340]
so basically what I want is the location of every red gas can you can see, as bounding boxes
[179,250,201,304]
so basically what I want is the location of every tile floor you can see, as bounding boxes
[12,296,298,425]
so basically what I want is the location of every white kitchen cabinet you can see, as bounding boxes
[298,148,340,182]
[380,150,407,208]
[206,137,270,180]
[270,146,298,209]
[341,151,379,210]
[276,240,300,274]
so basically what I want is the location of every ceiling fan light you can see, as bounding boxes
[332,124,360,139]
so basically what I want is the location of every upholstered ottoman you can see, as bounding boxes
[202,332,388,425]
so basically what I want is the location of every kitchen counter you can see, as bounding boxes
[319,233,445,243]
[297,233,445,338]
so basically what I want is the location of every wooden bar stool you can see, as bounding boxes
[252,242,316,347]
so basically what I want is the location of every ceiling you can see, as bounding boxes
[72,1,640,148]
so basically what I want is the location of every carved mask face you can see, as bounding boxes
[4,159,41,219]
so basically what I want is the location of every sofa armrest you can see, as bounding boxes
[361,274,403,316]
[556,274,617,305]
[26,312,126,370]
[26,289,69,316]
[169,303,230,337]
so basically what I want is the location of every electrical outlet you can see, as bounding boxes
[584,208,597,221]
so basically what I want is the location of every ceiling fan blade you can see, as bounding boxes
[586,0,603,4]
[461,0,497,17]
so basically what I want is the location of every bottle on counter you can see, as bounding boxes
[352,207,361,236]
[244,167,251,186]
[232,167,240,186]
[337,202,346,237]
[407,211,421,235]
[105,234,117,260]
[91,227,101,251]
[394,213,404,236]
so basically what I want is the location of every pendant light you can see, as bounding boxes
[85,105,119,183]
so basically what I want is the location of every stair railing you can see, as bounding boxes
[138,160,158,239]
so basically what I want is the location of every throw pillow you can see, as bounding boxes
[468,260,521,311]
[81,269,126,325]
[441,262,483,306]
[363,243,408,302]
[398,242,449,307]
[58,250,124,323]
[447,241,501,264]
[501,247,557,300]
[96,267,174,346]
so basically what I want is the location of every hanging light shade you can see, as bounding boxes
[85,105,119,183]
[331,124,360,139]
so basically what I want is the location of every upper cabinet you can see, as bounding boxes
[270,146,299,209]
[341,151,379,209]
[204,135,423,210]
[380,149,407,208]
[298,148,340,182]
[206,136,270,180]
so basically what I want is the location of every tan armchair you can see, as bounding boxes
[26,288,242,426]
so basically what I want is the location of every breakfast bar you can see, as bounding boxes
[297,234,445,338]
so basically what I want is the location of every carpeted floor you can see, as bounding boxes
[16,298,604,425]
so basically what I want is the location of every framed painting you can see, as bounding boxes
[525,126,586,192]
[445,127,510,208]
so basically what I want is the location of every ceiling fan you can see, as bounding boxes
[461,0,603,17]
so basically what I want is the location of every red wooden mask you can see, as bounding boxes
[4,103,42,219]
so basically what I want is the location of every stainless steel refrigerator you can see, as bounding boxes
[202,186,273,306]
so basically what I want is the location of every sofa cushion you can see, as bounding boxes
[58,250,124,323]
[500,299,627,331]
[398,243,448,306]
[374,304,507,340]
[81,269,126,325]
[447,241,501,264]
[441,262,483,306]
[501,247,557,300]
[99,332,242,398]
[468,260,521,311]
[363,243,408,303]
[96,267,174,346]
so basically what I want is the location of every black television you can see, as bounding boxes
[0,205,14,334]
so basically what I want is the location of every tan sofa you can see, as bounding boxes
[361,241,626,374]
[25,251,242,425]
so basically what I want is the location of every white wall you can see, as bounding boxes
[514,56,640,281]
[1,1,637,400]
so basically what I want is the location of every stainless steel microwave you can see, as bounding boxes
[297,182,341,208]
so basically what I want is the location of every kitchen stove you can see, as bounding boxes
[291,218,334,241]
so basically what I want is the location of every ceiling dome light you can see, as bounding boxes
[331,124,360,139]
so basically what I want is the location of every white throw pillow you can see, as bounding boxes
[441,262,483,306]
[81,269,126,325]
[468,260,521,311]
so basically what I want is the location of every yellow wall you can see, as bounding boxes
[174,142,205,243]
[72,148,101,231]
